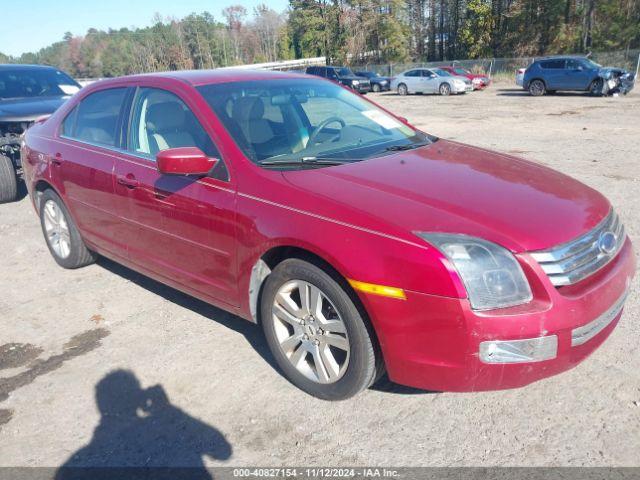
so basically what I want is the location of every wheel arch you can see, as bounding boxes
[252,243,385,373]
[33,179,62,213]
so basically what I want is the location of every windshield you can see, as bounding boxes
[337,68,355,77]
[433,68,451,77]
[0,68,80,99]
[454,68,469,75]
[197,79,431,167]
[358,72,377,78]
[583,58,602,69]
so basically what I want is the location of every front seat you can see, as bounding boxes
[145,102,196,155]
[232,97,288,159]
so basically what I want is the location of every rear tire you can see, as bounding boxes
[397,83,408,96]
[439,83,451,96]
[39,189,97,269]
[261,259,378,400]
[0,154,18,203]
[529,79,546,96]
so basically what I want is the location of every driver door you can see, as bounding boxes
[113,86,238,306]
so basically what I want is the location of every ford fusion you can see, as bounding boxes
[21,70,635,400]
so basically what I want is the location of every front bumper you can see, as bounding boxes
[354,84,372,94]
[360,238,636,392]
[452,83,471,93]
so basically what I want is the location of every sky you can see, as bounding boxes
[0,0,289,57]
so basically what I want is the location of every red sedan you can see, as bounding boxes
[21,70,635,400]
[440,66,491,89]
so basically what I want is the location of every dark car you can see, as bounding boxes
[0,64,80,202]
[354,71,391,92]
[305,66,371,94]
[523,56,635,96]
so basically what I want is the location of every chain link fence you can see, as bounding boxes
[354,49,640,81]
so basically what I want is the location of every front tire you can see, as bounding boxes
[589,78,603,96]
[529,79,546,96]
[397,83,408,96]
[261,259,378,400]
[372,83,381,93]
[0,154,18,203]
[39,189,96,269]
[439,83,451,96]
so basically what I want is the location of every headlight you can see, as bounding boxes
[472,78,481,83]
[352,80,360,86]
[417,233,533,310]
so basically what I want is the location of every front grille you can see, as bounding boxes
[530,210,626,287]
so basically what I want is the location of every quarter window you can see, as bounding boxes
[72,88,127,147]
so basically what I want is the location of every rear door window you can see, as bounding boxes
[71,88,128,147]
[404,70,421,77]
[540,60,566,69]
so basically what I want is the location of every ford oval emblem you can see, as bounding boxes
[598,231,617,255]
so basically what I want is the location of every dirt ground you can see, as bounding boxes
[1,82,639,468]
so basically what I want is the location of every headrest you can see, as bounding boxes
[232,97,265,121]
[146,102,186,132]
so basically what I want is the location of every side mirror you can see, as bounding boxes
[156,147,217,176]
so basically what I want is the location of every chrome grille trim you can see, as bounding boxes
[530,210,626,287]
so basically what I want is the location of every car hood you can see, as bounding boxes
[282,140,610,253]
[0,96,69,122]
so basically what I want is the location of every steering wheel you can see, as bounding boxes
[308,117,346,146]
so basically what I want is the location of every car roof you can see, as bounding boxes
[0,64,59,71]
[535,55,587,61]
[88,69,311,89]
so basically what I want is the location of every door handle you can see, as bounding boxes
[116,174,140,189]
[51,152,63,166]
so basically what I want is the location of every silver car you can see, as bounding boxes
[391,68,471,96]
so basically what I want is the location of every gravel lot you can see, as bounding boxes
[1,82,639,468]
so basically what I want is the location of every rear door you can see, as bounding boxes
[403,70,421,92]
[112,85,238,306]
[56,87,130,257]
[540,59,566,89]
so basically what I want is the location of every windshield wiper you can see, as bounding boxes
[384,142,430,152]
[258,157,353,166]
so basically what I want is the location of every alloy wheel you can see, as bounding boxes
[440,83,451,96]
[529,80,545,96]
[43,200,71,259]
[398,84,408,96]
[271,280,350,384]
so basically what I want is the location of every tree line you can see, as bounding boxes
[1,0,638,78]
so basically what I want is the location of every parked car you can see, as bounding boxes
[354,71,391,92]
[515,67,526,87]
[439,66,490,89]
[305,66,371,94]
[0,64,80,202]
[22,70,635,400]
[391,68,472,95]
[523,56,635,96]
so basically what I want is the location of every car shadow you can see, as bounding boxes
[54,369,232,479]
[497,88,594,97]
[96,257,438,398]
[96,257,280,373]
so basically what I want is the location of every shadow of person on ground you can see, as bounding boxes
[55,370,231,480]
